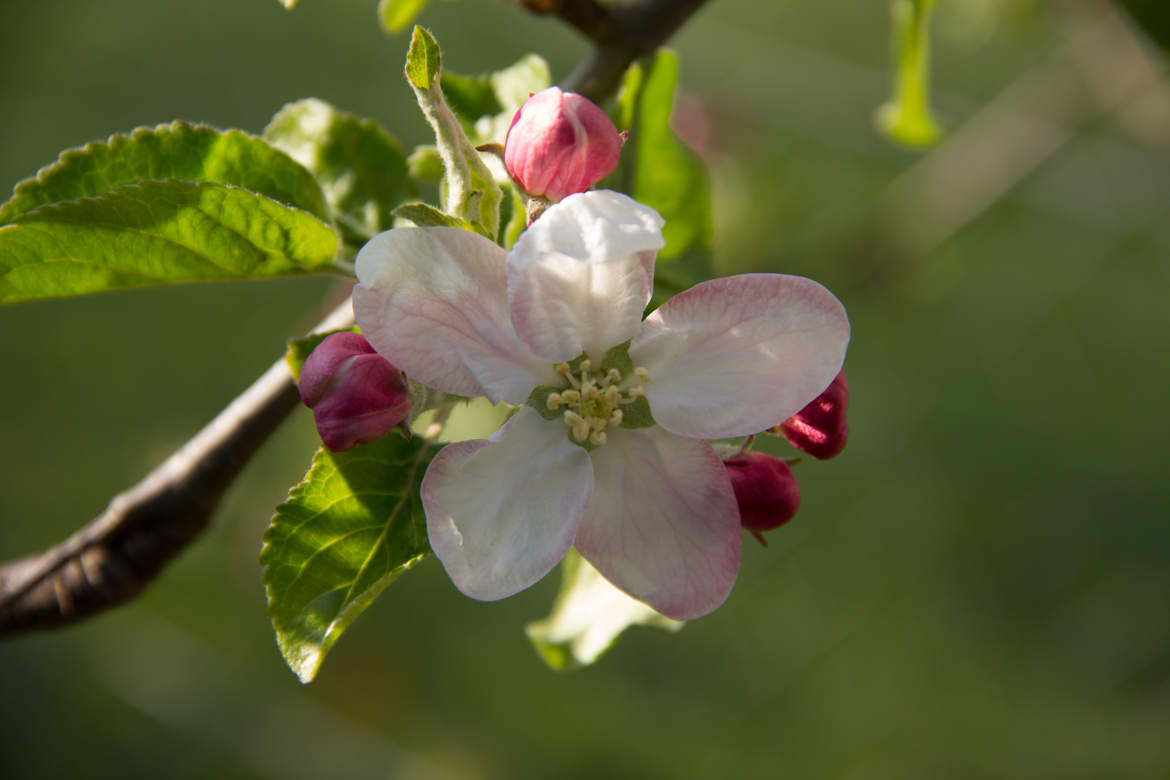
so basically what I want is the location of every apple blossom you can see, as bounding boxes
[298,331,411,452]
[352,190,849,620]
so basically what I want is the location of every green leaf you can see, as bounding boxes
[0,180,338,303]
[262,434,436,683]
[392,201,488,237]
[405,25,442,91]
[407,145,444,183]
[404,27,502,239]
[265,99,415,246]
[0,121,329,226]
[610,51,713,267]
[526,550,683,670]
[440,71,503,134]
[378,0,431,34]
[498,182,526,249]
[441,55,550,144]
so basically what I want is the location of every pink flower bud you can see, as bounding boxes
[298,332,411,452]
[504,87,623,203]
[724,453,801,533]
[774,370,849,460]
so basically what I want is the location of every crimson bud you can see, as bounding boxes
[774,370,849,459]
[298,332,411,452]
[724,452,801,534]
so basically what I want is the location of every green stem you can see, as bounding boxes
[877,0,941,147]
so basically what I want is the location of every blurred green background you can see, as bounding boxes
[2,0,1169,777]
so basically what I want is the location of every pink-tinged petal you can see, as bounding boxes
[353,227,557,404]
[630,274,850,439]
[574,427,741,620]
[508,191,665,361]
[422,408,594,602]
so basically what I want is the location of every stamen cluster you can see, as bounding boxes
[546,359,650,446]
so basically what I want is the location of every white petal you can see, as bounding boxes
[353,227,557,404]
[525,551,683,669]
[630,273,850,439]
[422,408,594,602]
[574,427,741,620]
[508,190,665,361]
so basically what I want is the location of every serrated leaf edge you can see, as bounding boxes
[260,440,434,682]
[0,121,328,224]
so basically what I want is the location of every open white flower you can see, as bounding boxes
[353,190,849,619]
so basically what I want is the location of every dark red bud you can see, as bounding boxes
[724,452,801,534]
[774,370,849,459]
[298,332,411,452]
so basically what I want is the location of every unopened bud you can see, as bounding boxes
[724,453,801,535]
[298,332,411,452]
[504,87,623,203]
[772,370,849,459]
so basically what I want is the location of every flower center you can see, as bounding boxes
[545,358,650,447]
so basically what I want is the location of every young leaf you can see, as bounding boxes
[405,26,502,239]
[392,202,489,237]
[379,0,431,35]
[610,51,713,269]
[526,550,683,670]
[0,121,328,225]
[0,181,338,303]
[265,99,415,246]
[262,435,436,683]
[405,25,443,91]
[440,54,550,144]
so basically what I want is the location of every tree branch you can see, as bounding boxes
[0,0,710,638]
[517,0,713,103]
[0,300,354,637]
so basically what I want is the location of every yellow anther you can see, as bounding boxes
[604,385,621,404]
[583,384,599,401]
[561,389,580,404]
[635,367,650,383]
[609,409,623,425]
[546,393,562,410]
[589,431,608,446]
[556,362,571,374]
[627,385,645,397]
[563,411,590,442]
[580,359,592,372]
[590,416,608,432]
[607,368,622,383]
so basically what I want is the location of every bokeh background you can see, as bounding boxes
[2,0,1169,777]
